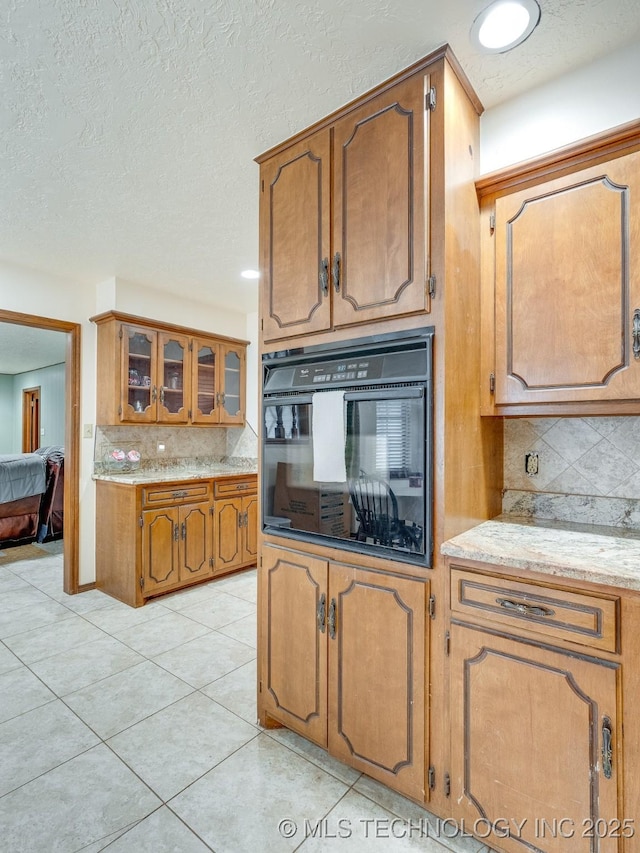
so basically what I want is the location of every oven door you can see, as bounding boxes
[262,386,432,566]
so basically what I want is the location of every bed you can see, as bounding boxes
[0,447,64,548]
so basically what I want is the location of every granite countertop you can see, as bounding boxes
[93,461,257,485]
[441,516,640,592]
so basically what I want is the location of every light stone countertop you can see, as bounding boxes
[93,462,257,486]
[441,517,640,592]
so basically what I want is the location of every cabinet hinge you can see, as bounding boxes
[138,515,143,528]
[188,409,192,420]
[444,772,451,797]
[261,318,264,331]
[139,575,144,589]
[428,594,436,620]
[118,326,123,339]
[427,274,436,298]
[489,213,496,234]
[118,404,122,416]
[209,556,214,568]
[426,86,436,112]
[428,766,436,790]
[489,373,495,395]
[259,554,263,567]
[188,341,193,351]
[261,179,264,193]
[445,630,450,656]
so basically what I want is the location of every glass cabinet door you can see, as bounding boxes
[191,339,219,424]
[157,332,189,423]
[122,326,157,422]
[219,344,245,425]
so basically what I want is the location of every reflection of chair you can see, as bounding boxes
[348,471,422,551]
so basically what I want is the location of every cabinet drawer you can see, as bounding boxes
[142,482,211,506]
[450,567,619,653]
[214,477,257,498]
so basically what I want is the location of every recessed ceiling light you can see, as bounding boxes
[241,269,260,279]
[470,0,541,53]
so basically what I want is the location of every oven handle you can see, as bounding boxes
[345,388,424,401]
[263,387,424,407]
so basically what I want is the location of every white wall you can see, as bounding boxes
[480,40,640,174]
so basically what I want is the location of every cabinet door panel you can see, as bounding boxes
[242,495,258,563]
[142,509,180,594]
[333,76,428,327]
[157,332,190,423]
[261,132,331,340]
[328,565,427,801]
[450,623,620,853]
[215,498,242,571]
[218,344,246,425]
[261,545,328,746]
[180,504,212,582]
[495,150,640,406]
[191,338,219,424]
[121,326,157,422]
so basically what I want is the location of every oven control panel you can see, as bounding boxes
[293,355,384,387]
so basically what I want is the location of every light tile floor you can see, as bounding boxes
[0,545,497,853]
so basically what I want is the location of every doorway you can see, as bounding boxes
[0,309,81,595]
[22,387,41,452]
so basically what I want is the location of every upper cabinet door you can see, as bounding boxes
[191,338,219,425]
[218,343,246,425]
[332,75,429,327]
[494,150,640,407]
[120,325,158,423]
[261,131,332,341]
[157,332,190,424]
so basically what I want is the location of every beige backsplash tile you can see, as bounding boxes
[503,416,640,526]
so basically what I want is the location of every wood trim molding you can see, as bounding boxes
[89,310,249,347]
[0,309,81,595]
[476,118,640,200]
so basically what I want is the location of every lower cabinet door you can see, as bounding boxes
[327,564,428,801]
[260,544,328,747]
[214,497,243,573]
[141,508,180,595]
[450,622,621,853]
[179,502,213,583]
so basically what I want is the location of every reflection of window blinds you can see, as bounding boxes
[375,400,410,472]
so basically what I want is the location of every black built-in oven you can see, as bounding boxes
[262,327,433,567]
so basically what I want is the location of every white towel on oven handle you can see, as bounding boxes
[312,390,347,482]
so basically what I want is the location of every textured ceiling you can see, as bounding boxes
[1,0,639,315]
[0,323,67,374]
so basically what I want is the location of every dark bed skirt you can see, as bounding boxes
[0,494,41,547]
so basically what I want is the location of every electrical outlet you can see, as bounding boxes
[83,424,93,439]
[525,452,539,476]
[157,443,165,452]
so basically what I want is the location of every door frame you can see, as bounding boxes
[0,309,81,595]
[22,386,41,452]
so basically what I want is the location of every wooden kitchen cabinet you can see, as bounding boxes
[141,500,213,596]
[213,476,258,574]
[260,543,428,801]
[448,561,624,853]
[258,66,431,343]
[478,125,640,415]
[92,311,248,426]
[96,474,257,606]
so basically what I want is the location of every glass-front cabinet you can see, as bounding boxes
[121,326,189,424]
[218,343,246,425]
[92,312,248,427]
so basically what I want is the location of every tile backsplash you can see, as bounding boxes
[94,423,257,471]
[504,417,640,498]
[503,416,640,529]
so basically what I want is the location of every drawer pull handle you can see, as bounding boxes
[317,593,326,633]
[496,598,555,618]
[172,490,188,498]
[602,716,613,779]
